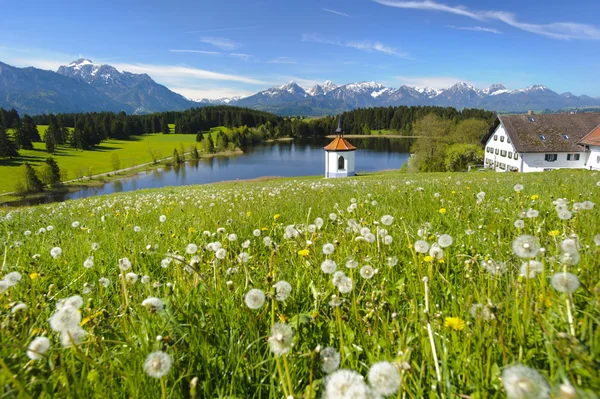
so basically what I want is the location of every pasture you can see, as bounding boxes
[0,169,599,398]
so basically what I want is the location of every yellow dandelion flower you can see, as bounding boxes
[261,227,268,231]
[246,211,252,217]
[29,273,41,280]
[81,310,105,326]
[444,317,466,331]
[548,230,560,237]
[297,249,310,257]
[423,255,433,262]
[188,227,196,234]
[273,214,281,221]
[278,314,289,323]
[538,293,552,307]
[439,208,447,214]
[531,194,539,200]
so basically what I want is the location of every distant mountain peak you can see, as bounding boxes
[66,58,96,70]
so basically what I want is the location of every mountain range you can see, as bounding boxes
[1,59,599,116]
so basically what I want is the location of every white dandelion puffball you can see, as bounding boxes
[215,248,227,259]
[323,369,371,399]
[414,240,430,254]
[228,233,238,242]
[514,184,524,192]
[57,295,84,310]
[345,258,358,269]
[315,217,324,229]
[320,347,341,374]
[364,233,376,243]
[244,289,266,309]
[470,304,493,320]
[50,307,82,332]
[337,276,354,294]
[91,242,100,251]
[560,239,578,253]
[99,277,110,287]
[159,215,167,223]
[557,210,572,220]
[438,234,453,248]
[332,271,346,287]
[61,326,87,347]
[368,361,401,396]
[551,272,580,294]
[144,351,172,378]
[383,235,393,245]
[142,297,164,312]
[237,252,249,264]
[519,261,543,279]
[268,322,294,357]
[323,243,335,255]
[27,336,50,360]
[118,257,132,271]
[594,234,600,246]
[253,229,261,237]
[429,244,444,259]
[380,214,394,226]
[71,221,80,228]
[526,209,539,218]
[329,213,337,221]
[83,256,94,269]
[133,226,141,232]
[50,247,62,259]
[360,265,375,279]
[4,271,22,287]
[186,243,198,254]
[559,250,580,266]
[514,219,525,229]
[321,260,337,274]
[0,280,8,294]
[11,303,27,313]
[501,365,550,399]
[125,272,138,283]
[512,235,540,259]
[386,256,398,267]
[273,280,292,301]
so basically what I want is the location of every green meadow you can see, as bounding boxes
[0,126,229,196]
[0,169,598,398]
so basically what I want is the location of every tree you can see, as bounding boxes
[161,119,171,134]
[444,143,484,171]
[21,115,41,142]
[111,153,121,172]
[0,123,19,158]
[14,122,34,149]
[410,114,453,172]
[23,163,44,194]
[40,157,62,187]
[172,148,182,164]
[45,127,56,153]
[190,145,199,160]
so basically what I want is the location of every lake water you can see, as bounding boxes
[11,137,412,206]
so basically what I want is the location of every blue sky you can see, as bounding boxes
[1,0,599,99]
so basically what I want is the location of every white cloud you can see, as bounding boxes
[373,0,600,40]
[169,49,222,55]
[322,8,350,17]
[171,86,254,100]
[268,57,297,64]
[395,75,476,89]
[199,37,240,50]
[446,25,502,34]
[228,53,253,61]
[111,62,267,85]
[302,33,410,58]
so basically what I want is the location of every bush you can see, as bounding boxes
[444,143,483,172]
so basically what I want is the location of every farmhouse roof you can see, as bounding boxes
[580,123,600,146]
[482,113,600,153]
[324,135,356,151]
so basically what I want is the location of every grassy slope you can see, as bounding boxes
[0,125,231,194]
[0,169,599,397]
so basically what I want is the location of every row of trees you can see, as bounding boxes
[14,158,62,196]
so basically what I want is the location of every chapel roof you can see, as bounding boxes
[324,135,357,151]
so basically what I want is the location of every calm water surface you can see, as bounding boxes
[13,137,412,206]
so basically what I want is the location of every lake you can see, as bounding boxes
[11,137,413,206]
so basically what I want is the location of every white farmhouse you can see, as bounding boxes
[482,112,600,172]
[324,118,356,178]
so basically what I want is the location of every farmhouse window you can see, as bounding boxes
[567,154,580,161]
[500,136,505,142]
[544,154,558,162]
[508,152,513,159]
[493,135,498,141]
[507,137,511,144]
[495,148,499,155]
[514,153,519,160]
[500,150,507,157]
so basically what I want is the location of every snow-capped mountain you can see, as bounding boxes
[57,59,193,113]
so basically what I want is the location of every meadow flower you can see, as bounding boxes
[512,235,540,258]
[329,213,337,221]
[142,297,164,312]
[429,244,444,259]
[594,234,600,246]
[444,316,466,331]
[244,289,266,309]
[332,271,346,287]
[360,265,375,279]
[414,240,430,254]
[125,273,139,283]
[551,272,580,293]
[328,295,344,308]
[57,295,83,310]
[118,257,132,271]
[557,210,572,220]
[50,307,82,332]
[501,365,550,399]
[345,258,358,269]
[4,271,22,286]
[159,215,167,222]
[560,239,578,253]
[72,221,80,228]
[215,248,227,259]
[315,217,324,229]
[50,247,62,259]
[273,280,292,301]
[364,233,376,243]
[91,242,100,251]
[526,209,539,218]
[383,235,393,245]
[253,229,261,237]
[514,220,525,229]
[580,200,595,210]
[323,243,335,255]
[141,275,151,284]
[241,240,250,249]
[320,347,341,373]
[99,277,110,287]
[237,252,249,264]
[61,326,87,347]
[386,256,398,267]
[360,227,371,237]
[268,322,294,356]
[559,250,580,266]
[321,260,337,274]
[228,233,238,241]
[519,260,543,278]
[186,243,198,254]
[11,302,27,313]
[83,256,94,269]
[470,304,493,320]
[0,280,8,294]
[133,226,141,232]
[323,369,371,399]
[368,361,401,396]
[514,184,524,192]
[144,351,172,378]
[82,283,93,294]
[438,234,453,248]
[380,215,394,226]
[263,236,272,247]
[27,336,50,360]
[337,277,353,293]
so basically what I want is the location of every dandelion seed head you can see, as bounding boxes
[559,250,580,266]
[27,336,50,360]
[49,307,81,332]
[186,243,198,254]
[323,243,335,255]
[383,235,393,245]
[237,252,249,264]
[253,229,261,237]
[83,256,94,269]
[50,247,62,259]
[144,351,172,378]
[159,215,167,223]
[551,272,580,293]
[4,271,22,287]
[337,276,353,293]
[438,234,453,248]
[514,219,525,229]
[321,260,337,274]
[11,302,27,313]
[125,272,138,283]
[323,369,371,399]
[368,361,401,396]
[273,280,292,301]
[99,277,110,287]
[514,184,524,192]
[512,235,540,259]
[60,326,87,347]
[268,322,293,356]
[215,248,227,259]
[501,365,550,399]
[380,215,394,226]
[320,347,341,374]
[360,265,375,279]
[414,240,430,254]
[57,295,84,310]
[118,257,132,271]
[244,288,265,309]
[519,260,543,278]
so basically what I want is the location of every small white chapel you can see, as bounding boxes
[324,118,356,178]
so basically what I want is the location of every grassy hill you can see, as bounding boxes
[0,170,599,397]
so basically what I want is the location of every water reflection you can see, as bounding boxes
[9,137,412,207]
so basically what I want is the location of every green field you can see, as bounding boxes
[0,169,598,397]
[0,126,230,195]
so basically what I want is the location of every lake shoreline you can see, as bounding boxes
[325,134,418,139]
